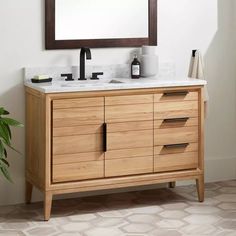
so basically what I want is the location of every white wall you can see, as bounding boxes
[0,0,235,205]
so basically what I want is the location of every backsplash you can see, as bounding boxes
[24,62,175,81]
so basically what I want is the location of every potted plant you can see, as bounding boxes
[0,107,23,182]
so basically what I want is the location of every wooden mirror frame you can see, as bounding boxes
[45,0,157,49]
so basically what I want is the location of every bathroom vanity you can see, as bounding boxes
[25,77,206,220]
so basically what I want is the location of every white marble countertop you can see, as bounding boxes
[24,77,207,94]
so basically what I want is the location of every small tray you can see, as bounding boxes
[31,78,52,83]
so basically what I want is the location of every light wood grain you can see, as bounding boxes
[105,94,153,105]
[53,161,104,182]
[154,152,198,172]
[107,121,153,133]
[107,129,153,150]
[196,175,204,202]
[53,133,103,155]
[50,169,203,193]
[53,97,104,109]
[53,152,104,165]
[53,124,102,137]
[154,126,198,146]
[105,104,153,123]
[154,101,198,120]
[53,106,104,127]
[155,91,198,103]
[105,156,153,177]
[44,192,53,221]
[106,147,153,160]
[155,117,198,129]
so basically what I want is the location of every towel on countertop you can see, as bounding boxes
[188,50,209,117]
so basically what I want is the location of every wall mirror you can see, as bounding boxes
[45,0,157,49]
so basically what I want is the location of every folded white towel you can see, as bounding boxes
[188,50,209,117]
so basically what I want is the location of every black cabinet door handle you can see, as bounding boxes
[164,143,189,149]
[163,91,189,97]
[103,123,107,152]
[163,117,189,123]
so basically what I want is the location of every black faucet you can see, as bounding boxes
[79,47,91,80]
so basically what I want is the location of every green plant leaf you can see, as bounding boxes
[1,118,23,127]
[0,141,4,157]
[0,107,10,116]
[1,139,21,155]
[0,123,11,145]
[0,158,9,167]
[0,166,13,183]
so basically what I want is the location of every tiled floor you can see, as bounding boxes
[0,180,236,236]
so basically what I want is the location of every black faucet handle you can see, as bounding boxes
[90,72,104,80]
[61,73,74,81]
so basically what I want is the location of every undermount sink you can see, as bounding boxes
[60,79,125,87]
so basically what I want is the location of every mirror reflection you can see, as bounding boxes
[55,0,149,40]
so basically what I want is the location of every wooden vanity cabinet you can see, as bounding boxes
[25,86,205,221]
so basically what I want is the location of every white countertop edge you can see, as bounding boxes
[24,78,207,94]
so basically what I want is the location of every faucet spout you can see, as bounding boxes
[79,47,92,80]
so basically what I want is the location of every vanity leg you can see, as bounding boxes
[169,182,176,188]
[25,180,33,204]
[44,192,53,221]
[196,175,204,202]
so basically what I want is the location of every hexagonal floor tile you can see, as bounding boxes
[183,214,220,225]
[185,206,220,214]
[218,203,236,210]
[98,210,131,218]
[92,217,125,227]
[181,224,218,235]
[217,220,236,230]
[85,227,123,236]
[159,210,188,219]
[26,226,57,236]
[214,194,236,202]
[149,229,182,236]
[121,223,154,233]
[0,230,25,236]
[129,206,163,214]
[127,214,160,223]
[161,202,189,210]
[60,222,92,232]
[156,219,185,229]
[68,213,97,222]
[218,211,236,219]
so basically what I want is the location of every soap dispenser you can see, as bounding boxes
[131,54,141,79]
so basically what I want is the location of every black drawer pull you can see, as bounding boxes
[103,123,107,152]
[163,117,189,123]
[163,91,189,97]
[164,143,189,149]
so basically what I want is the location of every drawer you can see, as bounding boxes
[154,152,198,172]
[53,106,104,127]
[154,91,198,103]
[105,156,153,177]
[155,117,198,129]
[154,126,198,146]
[155,143,198,155]
[53,97,104,109]
[105,103,153,123]
[105,94,153,106]
[53,161,104,183]
[107,129,153,150]
[154,100,198,120]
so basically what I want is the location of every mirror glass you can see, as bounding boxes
[55,0,149,40]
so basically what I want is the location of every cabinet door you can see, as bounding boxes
[52,97,105,183]
[154,91,199,172]
[105,95,154,177]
